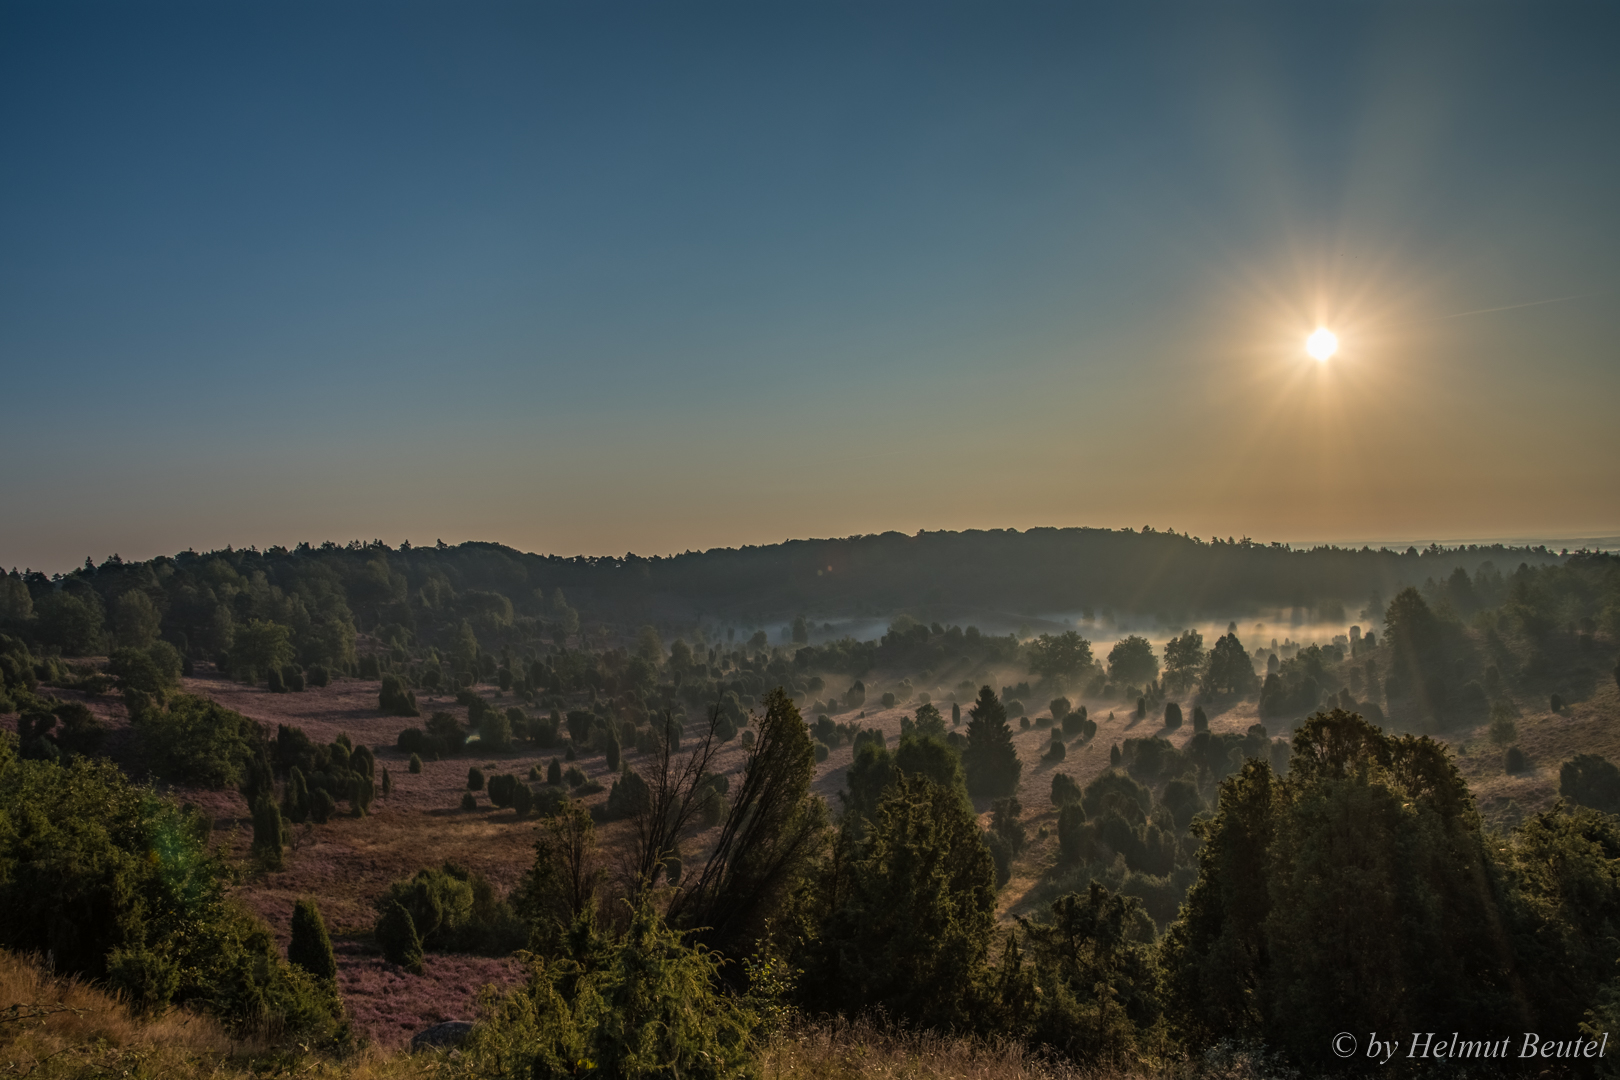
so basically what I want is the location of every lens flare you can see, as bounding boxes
[1306,328,1339,361]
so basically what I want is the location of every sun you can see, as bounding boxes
[1305,327,1338,361]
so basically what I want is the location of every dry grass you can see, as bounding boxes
[0,950,449,1079]
[762,1016,1093,1080]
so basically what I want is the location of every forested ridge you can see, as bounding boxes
[0,529,1577,650]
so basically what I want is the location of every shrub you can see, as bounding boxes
[284,666,306,692]
[1551,693,1564,712]
[306,664,330,687]
[1164,702,1183,730]
[1192,704,1208,733]
[289,897,337,981]
[379,674,419,717]
[1052,772,1082,807]
[1489,702,1518,747]
[814,741,830,763]
[461,895,758,1080]
[381,767,392,796]
[512,780,534,816]
[547,758,563,785]
[251,795,286,870]
[283,767,310,823]
[311,788,337,824]
[461,791,478,811]
[565,765,587,788]
[1110,743,1122,766]
[267,667,287,693]
[468,766,485,791]
[1506,746,1528,774]
[0,753,344,1043]
[1043,739,1067,763]
[397,727,426,755]
[376,901,424,974]
[605,767,652,822]
[408,752,423,774]
[1061,705,1088,736]
[489,773,516,808]
[1050,697,1072,722]
[133,693,259,789]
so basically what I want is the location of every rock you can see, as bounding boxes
[410,1020,474,1052]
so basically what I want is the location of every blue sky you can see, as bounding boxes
[3,1,1617,573]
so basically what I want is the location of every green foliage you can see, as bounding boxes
[462,894,759,1080]
[1507,746,1528,773]
[289,897,337,981]
[1163,702,1182,730]
[963,685,1021,798]
[34,589,105,655]
[1163,629,1206,694]
[109,643,183,695]
[468,765,485,791]
[1200,632,1259,698]
[1027,631,1095,681]
[378,673,419,717]
[1162,708,1593,1071]
[800,773,997,1031]
[1107,635,1158,688]
[408,752,423,774]
[228,618,294,683]
[0,750,344,1042]
[1561,753,1620,815]
[1019,883,1162,1060]
[376,900,424,974]
[1051,772,1081,807]
[462,791,479,811]
[251,794,286,869]
[132,692,260,789]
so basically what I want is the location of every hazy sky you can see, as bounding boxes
[3,2,1617,574]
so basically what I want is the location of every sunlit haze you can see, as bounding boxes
[2,2,1617,574]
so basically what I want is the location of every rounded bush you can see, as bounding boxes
[408,753,423,774]
[460,791,478,811]
[467,766,485,791]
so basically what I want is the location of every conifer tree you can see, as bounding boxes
[251,794,286,869]
[376,900,424,974]
[963,686,1021,797]
[289,897,337,981]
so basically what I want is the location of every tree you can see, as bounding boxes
[1201,632,1260,698]
[666,687,826,959]
[792,615,810,644]
[228,619,294,683]
[1020,883,1162,1061]
[1027,632,1095,682]
[801,773,997,1031]
[376,900,424,974]
[462,894,758,1080]
[1560,753,1620,815]
[1162,629,1206,694]
[111,590,162,650]
[251,795,286,870]
[35,591,104,655]
[289,898,337,982]
[1164,709,1537,1069]
[636,625,664,664]
[963,686,1021,798]
[1106,636,1158,688]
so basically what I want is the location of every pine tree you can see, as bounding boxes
[289,897,337,981]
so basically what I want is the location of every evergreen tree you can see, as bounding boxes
[376,900,424,974]
[802,773,997,1031]
[289,897,337,981]
[251,794,286,869]
[282,766,310,824]
[963,686,1020,798]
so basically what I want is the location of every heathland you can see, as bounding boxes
[1,529,1617,1078]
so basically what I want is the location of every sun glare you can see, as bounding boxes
[1306,328,1338,361]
